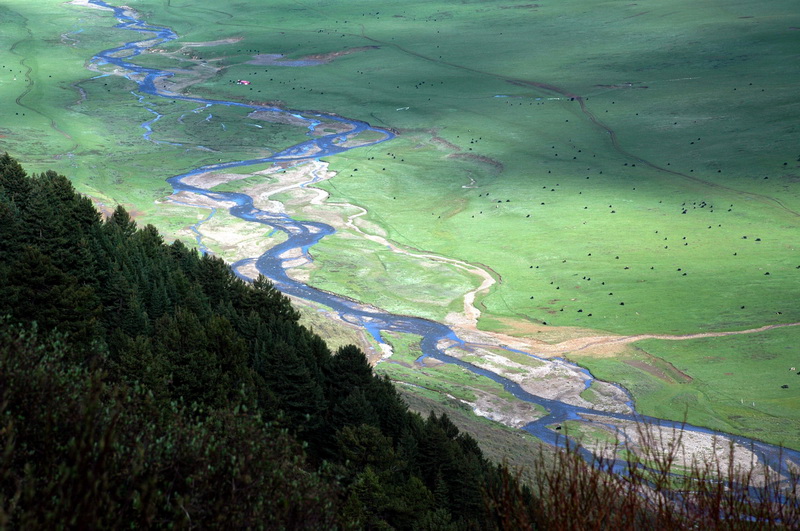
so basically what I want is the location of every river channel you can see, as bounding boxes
[84,0,800,475]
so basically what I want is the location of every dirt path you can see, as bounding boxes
[252,160,800,433]
[181,37,243,47]
[526,321,800,357]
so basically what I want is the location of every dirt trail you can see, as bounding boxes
[521,321,800,357]
[181,37,243,47]
[259,162,800,425]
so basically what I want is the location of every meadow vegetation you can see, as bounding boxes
[2,0,799,455]
[577,331,800,450]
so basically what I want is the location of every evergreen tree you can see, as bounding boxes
[0,322,339,529]
[261,342,326,433]
[0,156,511,529]
[0,152,31,202]
[0,189,22,256]
[104,204,137,238]
[1,246,102,347]
[331,388,380,431]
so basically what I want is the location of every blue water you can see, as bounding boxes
[85,0,800,477]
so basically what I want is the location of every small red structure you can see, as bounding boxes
[236,80,251,85]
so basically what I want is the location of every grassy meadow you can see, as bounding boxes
[2,0,799,448]
[571,328,800,449]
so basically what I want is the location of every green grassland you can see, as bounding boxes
[2,0,799,448]
[167,0,799,335]
[0,0,312,231]
[374,331,534,406]
[307,234,482,322]
[560,420,622,449]
[571,330,800,449]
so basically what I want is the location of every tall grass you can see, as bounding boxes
[487,421,800,529]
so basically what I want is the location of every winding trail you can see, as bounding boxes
[256,157,498,329]
[525,321,800,357]
[80,0,800,477]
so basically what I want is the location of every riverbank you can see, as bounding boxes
[64,0,800,472]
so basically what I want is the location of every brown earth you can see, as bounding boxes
[248,46,379,67]
[301,46,380,63]
[624,359,693,383]
[447,152,504,173]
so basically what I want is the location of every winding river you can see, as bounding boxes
[84,0,800,476]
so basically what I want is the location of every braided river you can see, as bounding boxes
[84,0,800,476]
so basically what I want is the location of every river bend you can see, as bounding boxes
[83,0,800,475]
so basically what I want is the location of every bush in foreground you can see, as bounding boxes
[488,423,800,530]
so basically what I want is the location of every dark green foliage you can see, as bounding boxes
[0,153,31,202]
[0,246,102,348]
[7,155,791,529]
[0,156,503,529]
[0,322,338,529]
